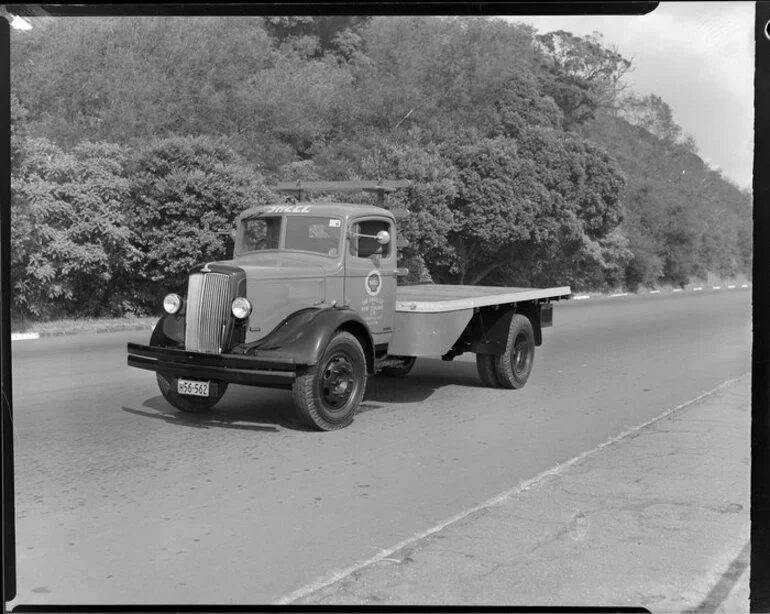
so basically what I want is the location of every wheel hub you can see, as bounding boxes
[513,334,529,373]
[322,354,354,408]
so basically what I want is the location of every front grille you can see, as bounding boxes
[185,272,232,353]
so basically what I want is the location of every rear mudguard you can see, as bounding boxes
[483,302,543,347]
[446,302,543,359]
[234,306,375,374]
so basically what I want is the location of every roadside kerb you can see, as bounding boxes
[10,323,155,342]
[10,282,752,340]
[571,282,750,301]
[286,375,750,610]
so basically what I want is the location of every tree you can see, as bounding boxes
[262,16,371,58]
[534,30,633,128]
[10,14,750,304]
[124,135,279,306]
[352,17,539,137]
[619,93,696,151]
[11,138,139,319]
[359,139,458,283]
[240,51,357,164]
[378,130,629,288]
[494,70,564,137]
[10,93,28,167]
[11,17,276,148]
[469,129,629,289]
[579,107,751,288]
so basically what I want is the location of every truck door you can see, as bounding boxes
[345,216,396,348]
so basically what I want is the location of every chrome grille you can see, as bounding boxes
[185,272,231,353]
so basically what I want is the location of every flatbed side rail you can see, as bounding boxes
[395,286,572,313]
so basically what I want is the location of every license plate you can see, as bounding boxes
[177,379,210,397]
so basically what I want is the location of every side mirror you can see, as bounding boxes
[351,229,391,244]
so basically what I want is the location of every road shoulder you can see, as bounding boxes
[291,376,750,611]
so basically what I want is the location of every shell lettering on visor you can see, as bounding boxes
[365,270,382,297]
[264,204,312,214]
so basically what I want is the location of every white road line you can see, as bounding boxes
[673,289,683,292]
[573,295,591,300]
[650,290,661,294]
[693,287,703,291]
[728,285,736,289]
[610,293,628,297]
[713,286,721,290]
[275,374,749,605]
[741,284,749,288]
[11,332,40,341]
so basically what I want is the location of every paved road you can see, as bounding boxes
[8,288,751,605]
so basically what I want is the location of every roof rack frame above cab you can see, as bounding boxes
[275,179,411,208]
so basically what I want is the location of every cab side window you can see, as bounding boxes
[356,220,391,259]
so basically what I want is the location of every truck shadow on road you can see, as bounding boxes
[122,358,487,430]
[362,358,485,406]
[121,386,305,431]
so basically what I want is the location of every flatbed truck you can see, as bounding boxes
[127,181,571,430]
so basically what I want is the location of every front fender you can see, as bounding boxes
[150,313,185,347]
[235,307,374,372]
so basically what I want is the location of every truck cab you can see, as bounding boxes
[229,202,398,348]
[128,188,408,432]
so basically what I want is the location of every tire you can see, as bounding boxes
[292,331,367,431]
[494,313,535,389]
[380,356,417,378]
[156,373,228,413]
[476,354,501,387]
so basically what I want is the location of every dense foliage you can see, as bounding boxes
[11,138,138,318]
[9,16,751,319]
[124,135,278,307]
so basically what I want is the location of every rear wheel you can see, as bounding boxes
[476,354,501,387]
[156,373,228,413]
[494,314,535,389]
[292,331,367,431]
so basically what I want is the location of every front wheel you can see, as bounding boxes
[156,373,228,413]
[494,313,535,389]
[292,331,367,431]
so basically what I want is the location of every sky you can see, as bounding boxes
[505,2,755,190]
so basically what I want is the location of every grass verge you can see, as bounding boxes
[11,315,157,336]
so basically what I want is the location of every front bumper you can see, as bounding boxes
[127,343,298,388]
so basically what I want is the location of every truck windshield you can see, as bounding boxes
[240,215,342,256]
[284,216,342,256]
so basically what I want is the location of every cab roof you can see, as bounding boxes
[238,201,395,222]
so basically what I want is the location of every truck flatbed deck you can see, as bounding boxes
[395,284,571,313]
[389,284,571,357]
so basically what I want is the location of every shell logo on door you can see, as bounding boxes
[362,270,385,326]
[365,270,382,296]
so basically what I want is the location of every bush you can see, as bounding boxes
[11,138,138,319]
[124,135,279,308]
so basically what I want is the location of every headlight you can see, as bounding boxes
[231,297,252,319]
[163,293,183,314]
